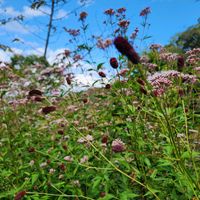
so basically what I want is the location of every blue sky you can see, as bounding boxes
[0,0,199,62]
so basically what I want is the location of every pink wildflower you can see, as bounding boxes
[111,139,125,153]
[104,8,115,15]
[80,155,89,164]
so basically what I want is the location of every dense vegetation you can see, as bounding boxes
[0,6,200,200]
[165,23,200,53]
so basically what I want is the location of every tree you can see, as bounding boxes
[29,0,87,59]
[166,23,200,52]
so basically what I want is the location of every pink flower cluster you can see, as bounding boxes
[147,70,197,96]
[104,8,115,16]
[159,52,179,62]
[111,139,126,153]
[65,29,80,37]
[130,27,139,40]
[194,67,200,74]
[104,7,126,16]
[118,20,130,29]
[96,38,112,49]
[142,62,157,72]
[140,7,151,17]
[186,48,200,65]
[149,44,162,51]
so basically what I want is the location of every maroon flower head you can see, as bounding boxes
[28,147,35,153]
[110,57,118,69]
[104,8,115,15]
[178,89,184,97]
[177,56,185,71]
[66,76,72,85]
[137,78,145,86]
[114,36,140,64]
[98,71,106,78]
[140,86,147,95]
[140,7,151,17]
[117,7,126,13]
[58,130,64,135]
[33,96,45,102]
[14,191,26,200]
[102,134,108,143]
[79,11,88,21]
[42,106,56,114]
[59,163,66,171]
[28,89,42,97]
[105,84,111,89]
[82,98,88,104]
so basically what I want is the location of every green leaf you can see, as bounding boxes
[127,104,135,113]
[144,157,151,167]
[98,194,115,200]
[92,176,102,190]
[181,151,199,159]
[120,191,140,199]
[31,173,39,185]
[97,62,104,70]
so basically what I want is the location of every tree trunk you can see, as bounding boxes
[43,0,55,59]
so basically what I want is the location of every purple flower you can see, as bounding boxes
[111,139,125,153]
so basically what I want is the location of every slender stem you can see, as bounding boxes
[44,0,55,59]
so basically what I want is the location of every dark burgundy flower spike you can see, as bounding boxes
[114,36,140,64]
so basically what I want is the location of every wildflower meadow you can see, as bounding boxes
[0,1,200,200]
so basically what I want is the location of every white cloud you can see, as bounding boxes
[22,6,46,18]
[75,73,97,86]
[0,6,20,17]
[55,9,68,19]
[0,50,11,62]
[0,47,23,62]
[77,0,94,6]
[0,5,50,19]
[0,46,101,91]
[1,21,34,34]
